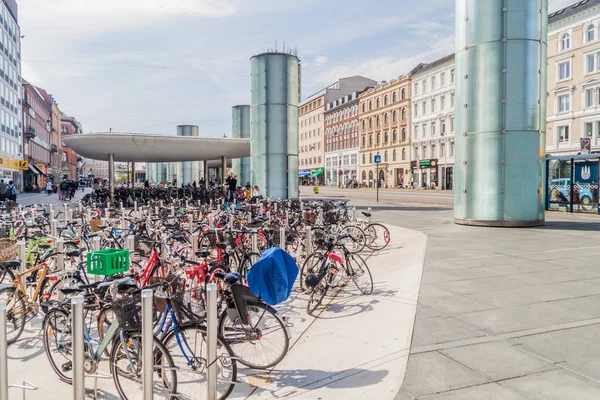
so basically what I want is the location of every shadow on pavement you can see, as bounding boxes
[537,220,600,231]
[357,205,450,212]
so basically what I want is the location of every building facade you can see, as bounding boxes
[299,76,377,184]
[0,0,22,190]
[60,114,82,180]
[50,101,62,181]
[547,1,600,156]
[358,76,412,188]
[22,82,52,189]
[324,91,361,186]
[410,54,456,190]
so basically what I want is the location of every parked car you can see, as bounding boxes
[549,178,594,207]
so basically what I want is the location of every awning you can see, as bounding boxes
[298,170,310,177]
[309,167,324,177]
[27,163,47,176]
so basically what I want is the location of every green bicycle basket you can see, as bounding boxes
[86,249,130,276]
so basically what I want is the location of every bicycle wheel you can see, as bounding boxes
[110,332,177,400]
[306,275,328,315]
[218,302,289,369]
[43,308,73,383]
[0,286,26,344]
[299,252,325,292]
[97,305,115,341]
[0,267,15,285]
[238,252,260,283]
[347,253,373,295]
[364,223,391,251]
[162,323,237,400]
[198,231,220,259]
[339,225,366,254]
[42,273,86,314]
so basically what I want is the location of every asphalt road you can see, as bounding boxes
[300,186,454,207]
[16,188,90,206]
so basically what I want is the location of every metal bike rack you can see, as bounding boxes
[279,227,286,250]
[188,213,194,232]
[305,227,312,256]
[367,207,372,223]
[72,296,85,400]
[352,206,357,221]
[134,201,138,217]
[56,238,65,271]
[1,303,38,400]
[170,205,175,217]
[49,204,54,219]
[64,204,69,225]
[191,232,199,261]
[207,283,218,400]
[93,236,101,252]
[126,235,135,253]
[142,289,153,400]
[18,241,26,290]
[229,214,234,230]
[251,231,258,253]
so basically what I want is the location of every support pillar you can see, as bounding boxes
[131,162,135,187]
[221,156,227,184]
[203,160,208,184]
[108,153,115,203]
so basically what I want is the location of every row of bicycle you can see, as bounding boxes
[0,198,390,399]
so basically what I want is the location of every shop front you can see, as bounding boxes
[23,162,48,192]
[411,159,439,189]
[308,167,325,185]
[0,157,25,192]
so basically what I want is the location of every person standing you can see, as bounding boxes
[0,179,5,202]
[46,180,53,196]
[228,174,238,202]
[252,185,262,198]
[5,180,16,201]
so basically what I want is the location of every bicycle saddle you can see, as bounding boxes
[170,235,186,242]
[1,259,21,269]
[224,272,241,285]
[60,286,84,295]
[361,211,372,217]
[117,279,138,294]
[66,248,86,257]
[38,243,52,249]
[195,249,211,258]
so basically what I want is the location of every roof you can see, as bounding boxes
[34,85,53,110]
[549,0,600,23]
[62,133,251,163]
[410,54,455,77]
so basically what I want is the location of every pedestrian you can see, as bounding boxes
[252,184,262,198]
[245,182,251,190]
[192,180,197,188]
[0,179,5,202]
[199,178,205,187]
[59,180,69,201]
[5,180,16,201]
[46,180,53,196]
[228,174,238,202]
[144,179,149,188]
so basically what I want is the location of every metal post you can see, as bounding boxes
[131,161,135,188]
[155,205,159,215]
[134,201,138,217]
[206,283,218,400]
[279,227,286,250]
[0,304,8,400]
[49,204,54,220]
[142,289,153,400]
[376,162,379,203]
[160,200,164,208]
[229,213,234,230]
[64,204,69,225]
[170,205,175,217]
[72,295,85,400]
[56,238,65,271]
[305,226,312,256]
[191,232,199,261]
[121,214,126,230]
[252,232,258,253]
[119,201,123,212]
[188,214,193,233]
[18,241,26,289]
[108,153,115,203]
[352,206,357,221]
[50,219,57,238]
[104,208,109,219]
[367,207,372,223]
[93,236,101,252]
[570,158,575,213]
[126,235,135,253]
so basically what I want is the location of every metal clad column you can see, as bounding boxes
[108,153,115,202]
[250,52,300,199]
[454,0,547,227]
[232,105,251,186]
[177,125,200,186]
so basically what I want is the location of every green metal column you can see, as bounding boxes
[454,0,548,227]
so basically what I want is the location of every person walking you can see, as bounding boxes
[59,180,69,201]
[46,180,53,196]
[0,179,5,202]
[228,174,238,202]
[5,180,16,201]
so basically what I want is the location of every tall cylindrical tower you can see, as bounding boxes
[454,0,547,227]
[176,125,200,186]
[232,105,251,186]
[250,52,300,199]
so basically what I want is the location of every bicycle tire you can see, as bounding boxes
[238,252,260,283]
[42,307,73,383]
[110,332,177,400]
[218,301,289,369]
[0,286,27,344]
[307,278,328,314]
[347,253,373,295]
[299,252,325,292]
[162,323,237,400]
[44,273,86,314]
[0,266,15,284]
[339,224,366,254]
[364,223,391,251]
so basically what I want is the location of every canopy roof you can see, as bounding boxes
[62,133,251,163]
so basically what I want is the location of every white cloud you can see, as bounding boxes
[315,36,454,84]
[314,56,329,66]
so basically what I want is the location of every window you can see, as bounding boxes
[393,130,397,141]
[432,145,436,158]
[558,60,571,80]
[560,32,571,50]
[393,111,397,122]
[402,148,406,160]
[585,122,593,137]
[431,98,436,112]
[451,69,455,83]
[586,88,596,107]
[362,103,365,113]
[402,128,406,140]
[441,122,446,135]
[384,95,388,106]
[377,133,381,145]
[413,83,418,96]
[441,144,445,157]
[362,136,366,147]
[451,118,454,132]
[376,115,380,126]
[384,151,388,162]
[369,101,372,111]
[384,113,388,124]
[558,126,569,143]
[362,154,366,164]
[431,76,436,89]
[385,132,389,143]
[369,153,373,163]
[369,135,373,146]
[422,80,426,92]
[376,98,380,108]
[431,123,436,136]
[451,142,454,157]
[597,121,600,139]
[402,108,406,120]
[588,24,596,42]
[441,72,445,86]
[369,118,372,128]
[393,150,397,161]
[401,89,405,100]
[587,54,596,73]
[414,125,419,138]
[414,107,418,117]
[422,102,426,115]
[441,96,445,110]
[558,94,570,112]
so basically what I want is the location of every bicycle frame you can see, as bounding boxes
[12,261,52,303]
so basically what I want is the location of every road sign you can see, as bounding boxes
[374,155,381,164]
[19,160,28,170]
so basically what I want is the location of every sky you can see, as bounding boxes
[17,0,573,136]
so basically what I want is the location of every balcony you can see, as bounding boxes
[24,125,35,140]
[51,144,58,153]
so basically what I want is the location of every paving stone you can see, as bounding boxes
[463,285,574,308]
[458,306,551,334]
[419,295,495,316]
[411,316,484,347]
[402,351,489,398]
[420,382,529,400]
[440,342,557,381]
[418,284,456,299]
[499,369,600,400]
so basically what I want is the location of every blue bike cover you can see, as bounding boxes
[247,247,299,306]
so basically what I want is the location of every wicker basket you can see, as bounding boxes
[0,238,17,263]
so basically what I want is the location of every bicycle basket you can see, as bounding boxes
[112,295,142,332]
[171,291,204,323]
[0,238,17,262]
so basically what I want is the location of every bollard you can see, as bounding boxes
[251,232,258,254]
[56,238,65,271]
[126,235,136,253]
[93,236,101,252]
[160,200,164,208]
[352,206,357,221]
[155,205,159,215]
[0,304,7,400]
[247,213,252,223]
[121,214,126,230]
[104,208,109,219]
[50,219,57,238]
[185,200,189,209]
[134,201,138,217]
[191,232,199,261]
[171,205,175,217]
[18,241,26,289]
[119,201,123,211]
[188,214,194,232]
[305,226,313,256]
[142,289,154,400]
[279,227,286,250]
[49,204,54,220]
[72,296,85,400]
[367,207,372,223]
[206,283,218,400]
[64,204,69,226]
[146,215,151,232]
[229,214,234,230]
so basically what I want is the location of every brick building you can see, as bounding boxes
[22,81,52,189]
[60,114,82,180]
